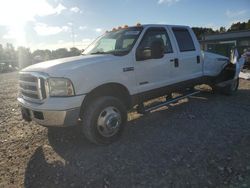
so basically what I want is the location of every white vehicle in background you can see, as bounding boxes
[18,24,244,144]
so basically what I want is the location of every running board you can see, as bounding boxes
[137,90,201,114]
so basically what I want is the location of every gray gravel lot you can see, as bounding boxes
[0,72,250,188]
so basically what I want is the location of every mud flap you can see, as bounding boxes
[21,107,32,122]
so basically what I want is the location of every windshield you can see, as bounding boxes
[83,27,143,56]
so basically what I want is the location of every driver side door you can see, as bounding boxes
[134,27,177,94]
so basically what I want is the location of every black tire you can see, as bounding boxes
[213,78,239,96]
[81,96,127,145]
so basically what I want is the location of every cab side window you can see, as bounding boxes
[139,28,173,53]
[136,28,173,61]
[172,28,195,52]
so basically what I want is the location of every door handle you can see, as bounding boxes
[170,58,179,67]
[197,55,200,64]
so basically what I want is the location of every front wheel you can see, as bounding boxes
[213,78,239,96]
[81,96,127,145]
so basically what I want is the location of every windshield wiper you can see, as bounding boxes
[90,50,129,56]
[110,50,129,56]
[90,51,108,55]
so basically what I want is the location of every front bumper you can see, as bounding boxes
[20,106,80,127]
[18,95,85,127]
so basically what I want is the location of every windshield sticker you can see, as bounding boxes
[124,31,140,35]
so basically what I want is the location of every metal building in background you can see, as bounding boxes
[200,30,250,57]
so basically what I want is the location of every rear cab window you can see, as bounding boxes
[172,28,196,52]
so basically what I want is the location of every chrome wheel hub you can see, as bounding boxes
[97,106,121,137]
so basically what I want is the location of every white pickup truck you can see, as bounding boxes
[18,24,244,144]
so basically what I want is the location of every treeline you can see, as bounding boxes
[0,44,81,71]
[192,19,250,40]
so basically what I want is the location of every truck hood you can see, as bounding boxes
[21,54,115,76]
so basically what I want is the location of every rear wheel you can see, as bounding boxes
[81,96,127,145]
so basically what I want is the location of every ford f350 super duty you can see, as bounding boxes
[18,24,245,144]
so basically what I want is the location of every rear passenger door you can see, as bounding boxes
[171,27,202,82]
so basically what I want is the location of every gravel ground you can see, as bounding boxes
[0,72,250,188]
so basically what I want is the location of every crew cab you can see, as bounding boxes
[18,24,244,144]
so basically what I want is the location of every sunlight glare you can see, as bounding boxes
[0,0,65,46]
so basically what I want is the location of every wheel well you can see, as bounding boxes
[215,63,236,83]
[81,83,132,113]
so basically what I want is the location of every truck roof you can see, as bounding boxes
[140,24,189,28]
[125,24,190,30]
[108,24,190,32]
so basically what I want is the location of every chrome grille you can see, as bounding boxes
[19,72,48,103]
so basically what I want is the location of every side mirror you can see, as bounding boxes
[136,47,151,61]
[136,40,164,61]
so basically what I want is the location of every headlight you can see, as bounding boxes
[48,78,75,97]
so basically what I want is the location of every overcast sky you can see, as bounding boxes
[0,0,249,51]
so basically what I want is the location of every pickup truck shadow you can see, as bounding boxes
[24,89,250,188]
